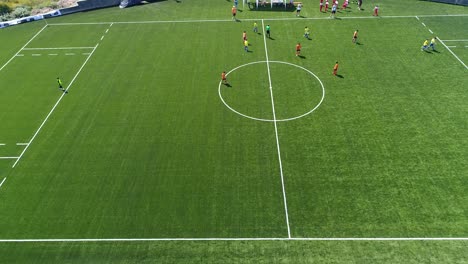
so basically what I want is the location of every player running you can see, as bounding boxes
[57,77,66,93]
[244,39,249,52]
[429,37,437,51]
[421,39,429,51]
[253,22,258,33]
[295,42,302,56]
[304,26,310,39]
[232,6,237,21]
[352,30,358,44]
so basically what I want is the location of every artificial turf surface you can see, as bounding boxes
[0,0,467,262]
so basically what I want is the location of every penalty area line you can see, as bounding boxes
[0,178,6,189]
[438,39,468,70]
[12,43,100,168]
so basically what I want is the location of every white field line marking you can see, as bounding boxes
[440,39,468,42]
[100,36,104,41]
[415,16,420,20]
[22,47,95,50]
[0,237,467,243]
[0,144,5,146]
[428,29,433,34]
[262,19,291,239]
[32,54,41,56]
[466,46,468,48]
[447,46,456,48]
[16,143,29,146]
[0,157,19,159]
[0,178,6,189]
[16,54,24,57]
[12,44,100,168]
[65,53,75,55]
[105,29,109,33]
[46,14,468,26]
[421,22,426,27]
[439,39,468,70]
[48,54,58,56]
[0,24,47,73]
[82,53,91,55]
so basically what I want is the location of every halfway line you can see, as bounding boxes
[261,19,291,239]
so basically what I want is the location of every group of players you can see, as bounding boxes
[222,0,386,84]
[421,37,438,52]
[221,22,355,85]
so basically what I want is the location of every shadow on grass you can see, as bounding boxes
[297,55,306,59]
[336,74,344,78]
[224,83,232,87]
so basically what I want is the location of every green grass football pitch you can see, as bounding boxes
[0,0,467,262]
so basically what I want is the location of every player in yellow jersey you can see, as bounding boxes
[304,26,310,40]
[429,37,437,51]
[421,39,429,51]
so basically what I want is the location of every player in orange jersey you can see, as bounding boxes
[333,62,339,75]
[352,30,358,44]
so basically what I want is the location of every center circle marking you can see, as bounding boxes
[218,60,325,122]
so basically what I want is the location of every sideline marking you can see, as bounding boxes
[16,143,29,146]
[22,47,94,50]
[0,178,6,189]
[447,46,456,48]
[0,157,19,159]
[32,54,41,56]
[0,24,47,73]
[440,39,468,42]
[48,54,58,56]
[12,44,100,168]
[46,14,468,26]
[0,144,5,146]
[262,19,291,239]
[65,53,75,55]
[0,237,467,243]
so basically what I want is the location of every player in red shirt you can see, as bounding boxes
[221,71,228,84]
[373,5,379,16]
[325,0,329,12]
[320,0,324,12]
[295,42,301,56]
